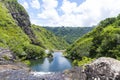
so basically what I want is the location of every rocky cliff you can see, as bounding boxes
[3,0,38,45]
[2,0,68,48]
[0,0,68,59]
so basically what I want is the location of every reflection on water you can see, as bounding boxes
[30,52,72,72]
[41,58,50,71]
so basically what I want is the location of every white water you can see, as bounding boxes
[31,72,52,76]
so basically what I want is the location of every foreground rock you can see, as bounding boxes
[85,57,120,80]
[0,48,14,62]
[60,57,120,80]
[1,57,120,80]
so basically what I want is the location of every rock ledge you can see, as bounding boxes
[1,57,120,80]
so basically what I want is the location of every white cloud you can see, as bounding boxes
[61,0,77,14]
[59,0,120,26]
[23,2,29,9]
[38,9,59,21]
[30,0,40,9]
[34,0,120,26]
[37,0,60,26]
[18,1,29,9]
[42,0,58,9]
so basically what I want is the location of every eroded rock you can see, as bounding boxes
[62,57,120,80]
[85,57,120,80]
[63,66,86,80]
[4,0,39,45]
[0,48,15,63]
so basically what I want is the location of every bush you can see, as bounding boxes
[73,57,94,66]
[99,17,116,27]
[22,60,31,66]
[3,55,10,60]
[24,44,45,59]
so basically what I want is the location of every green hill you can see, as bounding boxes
[0,0,68,60]
[44,27,93,44]
[66,14,120,61]
[31,25,68,50]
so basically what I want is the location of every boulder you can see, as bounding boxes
[85,57,120,80]
[63,57,120,80]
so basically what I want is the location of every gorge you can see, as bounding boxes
[1,0,120,80]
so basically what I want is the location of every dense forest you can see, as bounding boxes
[0,0,68,60]
[66,14,120,65]
[44,27,93,44]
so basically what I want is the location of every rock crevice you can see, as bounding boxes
[85,57,120,80]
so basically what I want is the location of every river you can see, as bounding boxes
[30,51,72,72]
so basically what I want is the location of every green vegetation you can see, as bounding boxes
[0,1,45,59]
[44,27,93,44]
[2,0,27,14]
[0,1,68,61]
[22,60,31,65]
[3,55,10,60]
[1,0,120,67]
[32,25,69,50]
[66,14,120,64]
[73,57,94,66]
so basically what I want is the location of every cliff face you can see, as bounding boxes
[5,1,30,27]
[0,0,68,59]
[0,0,45,59]
[4,0,37,44]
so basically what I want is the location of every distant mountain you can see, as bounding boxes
[44,27,93,44]
[66,14,120,60]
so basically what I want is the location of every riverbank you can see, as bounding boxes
[0,48,67,80]
[0,48,120,80]
[1,57,120,80]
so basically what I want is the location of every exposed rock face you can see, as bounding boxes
[63,67,86,80]
[62,57,120,80]
[0,48,15,64]
[85,57,120,80]
[4,0,38,45]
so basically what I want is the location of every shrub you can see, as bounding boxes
[73,56,94,66]
[22,60,31,66]
[3,55,10,60]
[24,44,45,59]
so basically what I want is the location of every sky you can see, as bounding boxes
[18,0,120,27]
